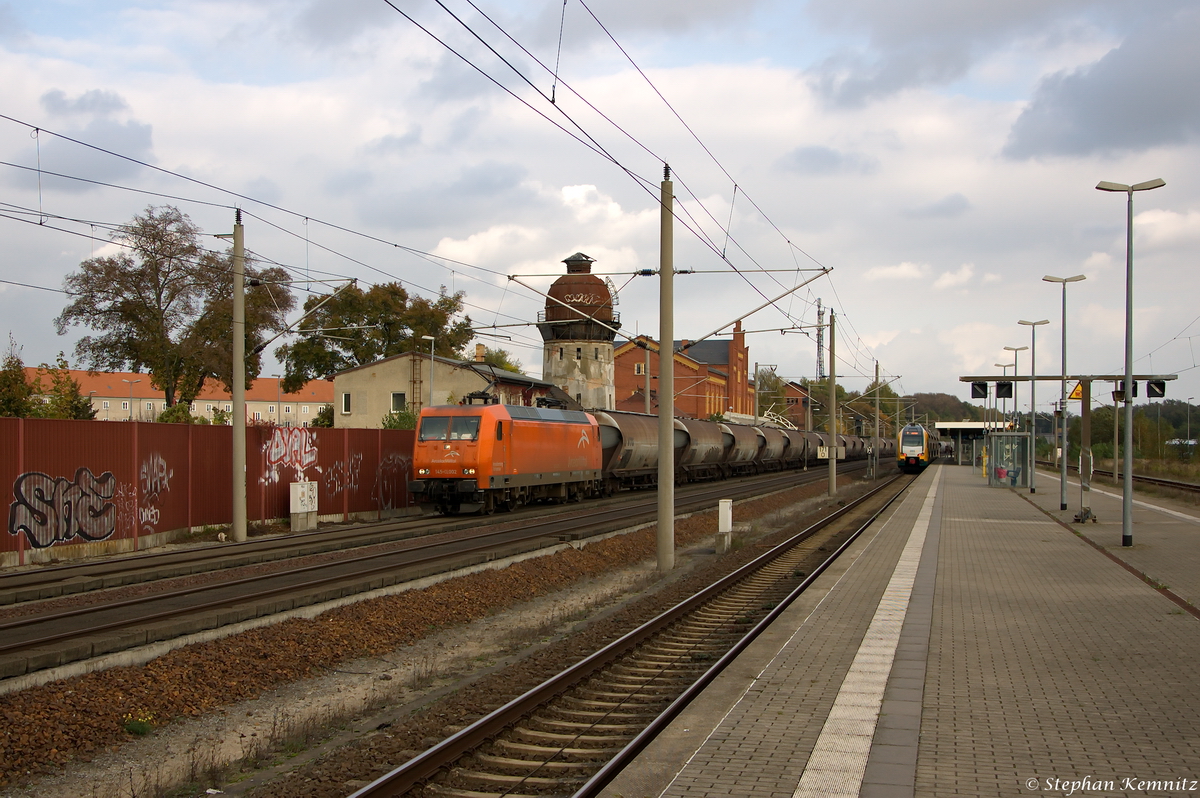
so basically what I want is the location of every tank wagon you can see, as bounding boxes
[410,404,892,514]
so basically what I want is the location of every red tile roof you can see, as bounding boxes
[23,368,333,403]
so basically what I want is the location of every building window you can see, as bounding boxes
[575,347,582,360]
[634,363,645,376]
[102,400,110,409]
[206,403,214,412]
[558,347,563,360]
[161,402,168,410]
[302,405,310,415]
[145,402,153,410]
[391,392,406,412]
[253,411,261,421]
[576,393,582,403]
[284,405,291,414]
[224,403,231,412]
[594,347,599,359]
[341,393,351,414]
[268,404,276,414]
[302,421,308,428]
[121,401,129,410]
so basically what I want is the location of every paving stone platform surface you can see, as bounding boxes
[602,465,1200,798]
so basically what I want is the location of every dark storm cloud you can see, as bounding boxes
[903,193,971,219]
[1003,6,1200,158]
[778,145,879,176]
[803,0,1176,107]
[360,160,547,231]
[40,89,128,117]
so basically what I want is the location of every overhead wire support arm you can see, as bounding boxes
[250,278,358,356]
[677,268,830,352]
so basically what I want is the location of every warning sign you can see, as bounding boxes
[1068,382,1083,400]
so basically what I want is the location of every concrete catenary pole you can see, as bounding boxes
[657,165,675,571]
[828,310,837,497]
[232,210,247,543]
[873,359,880,480]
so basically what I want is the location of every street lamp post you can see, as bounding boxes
[1019,320,1049,492]
[1097,177,1165,547]
[1003,345,1027,428]
[421,334,435,408]
[1044,275,1086,509]
[121,378,141,421]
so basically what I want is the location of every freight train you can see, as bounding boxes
[897,423,940,473]
[408,403,897,515]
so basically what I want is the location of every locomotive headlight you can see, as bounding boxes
[463,467,476,475]
[418,468,429,475]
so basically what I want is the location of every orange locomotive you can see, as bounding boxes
[408,403,603,514]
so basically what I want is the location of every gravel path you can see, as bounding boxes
[0,475,870,796]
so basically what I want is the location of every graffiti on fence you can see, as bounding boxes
[324,452,362,497]
[8,467,118,549]
[373,453,411,512]
[139,453,173,533]
[263,428,319,485]
[140,453,173,498]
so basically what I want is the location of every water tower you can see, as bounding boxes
[537,253,620,409]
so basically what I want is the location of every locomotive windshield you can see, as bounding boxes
[901,429,924,446]
[419,416,481,442]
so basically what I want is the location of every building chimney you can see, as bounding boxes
[475,343,486,362]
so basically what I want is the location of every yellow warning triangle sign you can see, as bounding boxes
[1068,382,1083,400]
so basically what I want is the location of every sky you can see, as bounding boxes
[1,0,1198,418]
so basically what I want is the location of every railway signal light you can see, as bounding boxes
[971,382,988,398]
[1119,380,1138,398]
[996,381,1013,399]
[1147,380,1166,398]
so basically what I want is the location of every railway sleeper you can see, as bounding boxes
[609,663,709,679]
[512,727,630,746]
[549,707,661,723]
[598,668,700,684]
[529,716,645,734]
[424,784,543,798]
[448,768,586,789]
[494,739,624,759]
[472,753,596,773]
[571,687,672,702]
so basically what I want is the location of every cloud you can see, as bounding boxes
[1133,209,1200,251]
[24,118,155,193]
[934,263,974,289]
[364,128,422,157]
[290,0,398,47]
[864,261,931,280]
[1003,6,1200,158]
[778,145,879,176]
[903,193,971,219]
[0,3,26,43]
[41,89,129,117]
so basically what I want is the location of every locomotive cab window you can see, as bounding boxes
[419,416,481,442]
[901,429,924,446]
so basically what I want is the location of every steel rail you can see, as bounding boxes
[347,473,910,798]
[0,464,867,664]
[1035,460,1200,494]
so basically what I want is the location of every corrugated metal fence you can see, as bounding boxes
[1,418,415,565]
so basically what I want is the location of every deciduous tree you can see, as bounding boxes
[277,282,472,393]
[54,206,295,406]
[0,335,33,418]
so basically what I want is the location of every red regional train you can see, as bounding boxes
[408,402,897,514]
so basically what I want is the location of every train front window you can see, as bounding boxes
[449,417,481,441]
[901,430,923,446]
[419,417,451,441]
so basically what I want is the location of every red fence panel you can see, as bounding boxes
[3,420,416,563]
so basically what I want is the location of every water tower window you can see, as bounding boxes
[594,347,599,359]
[576,347,582,360]
[558,347,564,360]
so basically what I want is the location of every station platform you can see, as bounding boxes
[602,464,1200,798]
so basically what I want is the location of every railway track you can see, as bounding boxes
[0,462,876,684]
[0,461,865,607]
[348,473,914,798]
[1035,460,1200,494]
